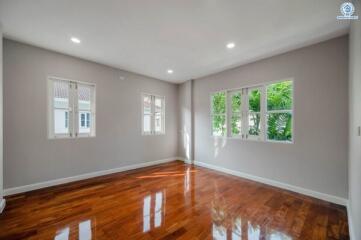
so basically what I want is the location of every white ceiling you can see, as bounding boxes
[0,0,349,83]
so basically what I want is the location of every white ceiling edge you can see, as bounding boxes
[3,26,349,85]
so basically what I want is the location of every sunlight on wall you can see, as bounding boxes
[183,125,190,160]
[214,137,227,158]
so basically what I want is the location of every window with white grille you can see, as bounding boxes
[48,77,96,138]
[142,94,165,135]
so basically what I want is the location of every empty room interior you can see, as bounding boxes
[0,0,360,239]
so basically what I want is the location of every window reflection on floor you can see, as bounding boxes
[79,220,92,240]
[232,217,242,240]
[143,191,165,232]
[54,220,92,240]
[212,223,227,240]
[154,192,163,227]
[248,221,260,240]
[54,227,69,240]
[143,195,151,232]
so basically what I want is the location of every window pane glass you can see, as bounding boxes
[211,92,226,114]
[78,84,91,111]
[212,115,226,136]
[248,89,260,112]
[154,113,163,133]
[79,111,91,133]
[267,81,293,111]
[248,113,261,136]
[231,92,241,113]
[54,109,69,134]
[86,113,90,128]
[53,80,69,109]
[143,95,152,114]
[267,112,292,141]
[231,115,241,136]
[143,114,152,133]
[155,97,163,113]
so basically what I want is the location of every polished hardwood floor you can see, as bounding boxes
[0,161,349,240]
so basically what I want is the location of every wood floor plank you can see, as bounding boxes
[0,161,349,239]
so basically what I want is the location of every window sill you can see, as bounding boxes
[211,136,294,144]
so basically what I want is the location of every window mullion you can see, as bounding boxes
[70,82,78,138]
[151,96,155,135]
[242,88,249,139]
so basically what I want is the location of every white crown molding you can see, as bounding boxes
[179,159,347,206]
[0,199,5,214]
[4,158,178,196]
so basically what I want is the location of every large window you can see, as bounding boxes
[142,94,165,135]
[48,77,96,138]
[211,80,293,143]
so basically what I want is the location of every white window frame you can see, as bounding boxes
[142,93,165,135]
[47,76,96,139]
[210,79,294,144]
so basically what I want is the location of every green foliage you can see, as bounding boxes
[267,81,293,141]
[249,89,260,112]
[248,89,261,135]
[212,115,226,136]
[231,93,241,112]
[212,92,226,114]
[267,81,292,111]
[267,113,292,141]
[212,92,226,136]
[231,93,241,135]
[231,116,241,135]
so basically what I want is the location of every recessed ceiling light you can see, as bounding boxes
[167,69,173,74]
[71,37,81,44]
[226,42,235,49]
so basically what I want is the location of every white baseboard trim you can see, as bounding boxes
[4,157,178,196]
[180,159,347,206]
[0,199,5,214]
[347,202,355,240]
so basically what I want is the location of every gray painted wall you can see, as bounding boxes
[178,80,193,161]
[193,36,349,198]
[3,39,178,189]
[349,1,361,238]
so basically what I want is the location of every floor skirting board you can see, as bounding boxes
[178,158,348,206]
[4,157,178,196]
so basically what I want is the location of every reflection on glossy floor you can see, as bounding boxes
[0,161,349,240]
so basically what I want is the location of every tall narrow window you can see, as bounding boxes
[211,92,226,136]
[142,94,165,135]
[247,87,262,140]
[48,77,96,138]
[52,79,71,137]
[266,80,293,142]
